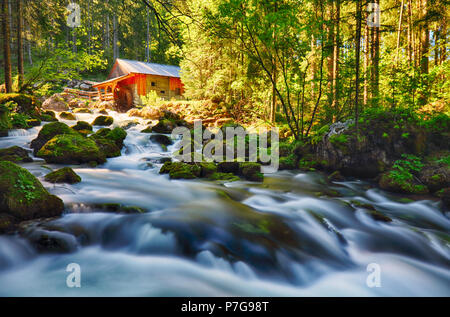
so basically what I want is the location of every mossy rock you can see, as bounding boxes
[207,172,240,182]
[73,108,93,114]
[59,112,76,120]
[152,119,177,134]
[239,162,264,182]
[93,203,145,214]
[71,121,93,131]
[379,173,429,195]
[92,138,121,158]
[0,93,37,114]
[37,134,106,164]
[30,122,79,155]
[39,110,58,122]
[159,161,201,179]
[44,167,81,184]
[0,104,12,137]
[0,161,64,220]
[217,161,240,174]
[366,210,392,222]
[92,115,114,126]
[199,162,218,177]
[105,127,127,147]
[90,127,127,149]
[0,146,33,163]
[150,134,173,146]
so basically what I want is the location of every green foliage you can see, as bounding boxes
[389,154,424,184]
[10,113,31,129]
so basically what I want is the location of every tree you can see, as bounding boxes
[2,0,12,92]
[17,0,24,88]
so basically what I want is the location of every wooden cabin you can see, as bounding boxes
[93,59,184,111]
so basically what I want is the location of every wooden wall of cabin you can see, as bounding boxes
[144,75,182,100]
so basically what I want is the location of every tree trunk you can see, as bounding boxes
[17,0,24,88]
[363,6,370,106]
[113,14,118,60]
[2,0,12,92]
[371,0,380,106]
[395,0,405,64]
[420,0,429,75]
[332,0,340,115]
[326,0,334,117]
[407,0,413,64]
[355,0,363,132]
[146,6,150,62]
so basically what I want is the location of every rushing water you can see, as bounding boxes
[0,111,449,296]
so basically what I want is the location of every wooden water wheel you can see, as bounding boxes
[116,87,133,112]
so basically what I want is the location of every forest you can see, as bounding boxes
[0,0,449,297]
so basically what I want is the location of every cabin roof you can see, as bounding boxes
[112,59,181,78]
[92,73,135,88]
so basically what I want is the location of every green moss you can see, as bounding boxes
[379,172,428,195]
[279,154,297,170]
[152,119,177,133]
[11,112,31,129]
[159,161,201,179]
[71,121,93,131]
[92,138,121,157]
[200,162,218,177]
[59,112,76,120]
[329,133,349,151]
[73,108,93,114]
[0,161,64,220]
[208,172,240,182]
[0,104,12,136]
[105,127,127,146]
[0,146,32,163]
[45,167,81,184]
[0,93,36,114]
[91,115,114,126]
[233,220,270,234]
[239,162,263,182]
[37,134,106,164]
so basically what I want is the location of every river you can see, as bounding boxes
[0,111,449,296]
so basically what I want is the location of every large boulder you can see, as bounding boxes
[41,93,72,111]
[30,122,78,155]
[0,146,33,163]
[89,127,127,158]
[37,134,106,164]
[419,164,450,193]
[0,93,37,114]
[0,161,64,221]
[315,116,436,178]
